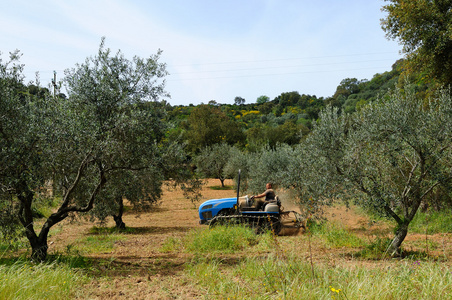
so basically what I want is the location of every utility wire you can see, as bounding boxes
[169,58,396,75]
[171,51,399,67]
[167,66,395,82]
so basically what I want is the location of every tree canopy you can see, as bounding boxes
[285,85,452,255]
[183,104,245,154]
[382,0,452,85]
[0,40,177,260]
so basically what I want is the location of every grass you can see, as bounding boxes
[409,209,452,234]
[354,236,393,259]
[185,244,452,299]
[0,237,29,254]
[88,225,138,235]
[308,220,366,248]
[0,261,88,300]
[68,233,126,255]
[208,185,234,190]
[160,236,184,253]
[181,223,452,299]
[184,225,261,253]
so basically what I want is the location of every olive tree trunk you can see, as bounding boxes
[113,197,126,229]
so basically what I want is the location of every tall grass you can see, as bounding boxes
[69,233,126,254]
[187,254,452,299]
[308,220,365,248]
[409,209,452,234]
[185,225,261,253]
[183,224,452,299]
[0,261,88,300]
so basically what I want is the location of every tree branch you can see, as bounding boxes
[59,153,94,210]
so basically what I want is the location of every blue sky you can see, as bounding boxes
[0,0,402,105]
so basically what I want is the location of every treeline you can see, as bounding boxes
[164,60,404,154]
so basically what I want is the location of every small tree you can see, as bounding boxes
[0,51,57,260]
[246,144,295,194]
[256,95,269,104]
[234,96,245,106]
[195,143,233,187]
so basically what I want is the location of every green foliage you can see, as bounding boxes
[194,143,234,187]
[256,95,269,104]
[305,85,451,254]
[0,50,49,235]
[183,104,245,153]
[0,262,88,300]
[185,226,259,253]
[246,144,296,194]
[327,63,401,114]
[382,1,452,85]
[186,254,452,299]
[234,96,245,106]
[0,39,175,260]
[308,221,365,248]
[409,209,452,234]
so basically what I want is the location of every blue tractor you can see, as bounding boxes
[198,171,304,234]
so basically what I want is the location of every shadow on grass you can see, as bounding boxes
[0,253,92,269]
[344,236,446,261]
[88,226,191,235]
[208,185,234,190]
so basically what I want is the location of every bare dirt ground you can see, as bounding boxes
[46,179,452,299]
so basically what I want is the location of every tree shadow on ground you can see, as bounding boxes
[88,226,191,235]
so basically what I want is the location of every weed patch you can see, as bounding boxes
[410,209,452,234]
[185,226,260,253]
[186,255,452,299]
[0,261,88,300]
[308,221,365,248]
[69,234,125,255]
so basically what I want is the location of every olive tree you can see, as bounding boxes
[194,143,235,187]
[246,144,295,194]
[0,39,174,261]
[300,85,452,255]
[0,51,53,248]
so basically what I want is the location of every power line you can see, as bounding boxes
[167,66,393,82]
[171,51,399,67]
[169,58,396,76]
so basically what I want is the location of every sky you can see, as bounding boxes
[0,0,402,106]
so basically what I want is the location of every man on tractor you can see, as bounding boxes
[251,182,276,211]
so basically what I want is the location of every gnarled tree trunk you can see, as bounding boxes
[387,222,409,257]
[113,197,126,229]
